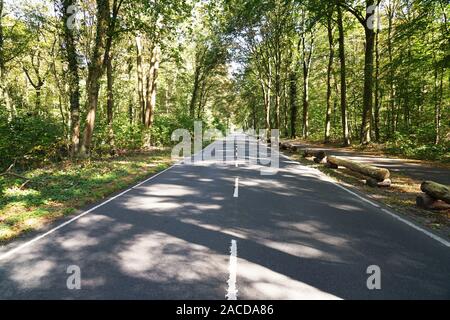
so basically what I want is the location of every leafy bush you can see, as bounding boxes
[385,132,450,161]
[0,113,65,170]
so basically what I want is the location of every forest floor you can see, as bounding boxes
[0,149,173,243]
[280,139,450,240]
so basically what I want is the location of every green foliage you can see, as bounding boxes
[150,114,192,146]
[385,132,450,161]
[0,112,65,170]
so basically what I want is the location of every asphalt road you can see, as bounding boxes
[0,133,449,299]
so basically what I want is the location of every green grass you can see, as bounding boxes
[0,149,173,243]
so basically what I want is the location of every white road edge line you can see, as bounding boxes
[276,146,450,248]
[226,239,238,300]
[233,178,239,198]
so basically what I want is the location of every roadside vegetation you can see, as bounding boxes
[0,150,172,243]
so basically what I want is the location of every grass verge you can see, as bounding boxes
[0,149,173,243]
[283,150,450,240]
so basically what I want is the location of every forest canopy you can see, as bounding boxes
[0,0,448,170]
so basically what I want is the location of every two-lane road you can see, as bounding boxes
[0,133,449,299]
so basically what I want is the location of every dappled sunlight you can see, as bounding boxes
[121,196,181,211]
[9,260,56,290]
[260,239,331,260]
[75,213,115,226]
[238,259,341,300]
[328,203,364,213]
[180,218,249,240]
[116,232,227,283]
[58,231,101,250]
[273,221,351,248]
[138,183,197,197]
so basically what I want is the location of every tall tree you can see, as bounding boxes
[79,0,122,156]
[339,0,380,144]
[299,9,315,139]
[337,5,350,146]
[61,0,81,156]
[79,0,110,156]
[324,8,334,143]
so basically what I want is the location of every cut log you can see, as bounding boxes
[327,156,390,181]
[325,162,338,169]
[314,156,328,164]
[416,193,450,210]
[280,143,291,150]
[303,149,327,160]
[366,178,391,188]
[420,181,450,204]
[416,193,437,209]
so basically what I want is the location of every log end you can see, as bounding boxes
[314,156,328,164]
[416,193,437,209]
[325,162,338,169]
[366,178,391,188]
[416,193,450,210]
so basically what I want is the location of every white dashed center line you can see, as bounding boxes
[233,178,239,198]
[226,239,238,300]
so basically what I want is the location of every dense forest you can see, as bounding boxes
[0,0,448,171]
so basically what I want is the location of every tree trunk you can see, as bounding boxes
[337,6,350,146]
[144,45,160,128]
[274,56,281,130]
[416,193,450,210]
[374,31,380,142]
[289,69,297,138]
[361,23,375,145]
[106,52,115,151]
[127,56,133,125]
[434,66,443,145]
[283,78,289,136]
[252,102,257,130]
[23,64,44,112]
[421,181,450,204]
[197,80,207,119]
[79,0,110,157]
[303,149,327,160]
[387,2,396,139]
[327,155,390,181]
[0,0,12,121]
[136,35,145,124]
[301,30,313,139]
[324,13,334,143]
[260,63,272,138]
[367,177,391,188]
[189,67,201,119]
